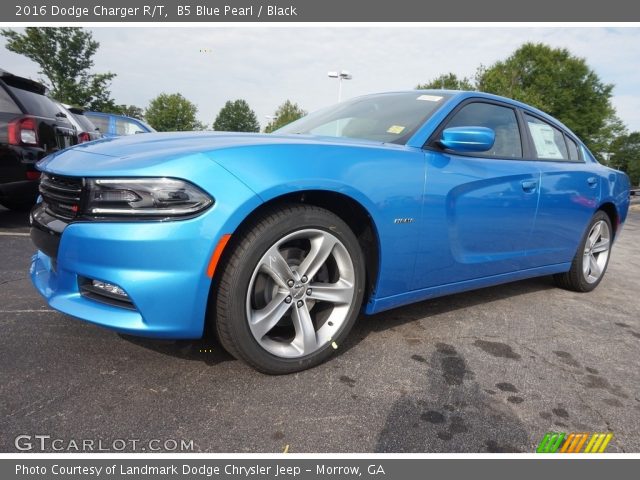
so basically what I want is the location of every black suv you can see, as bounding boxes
[0,69,76,211]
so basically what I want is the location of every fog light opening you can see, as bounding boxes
[92,280,129,298]
[79,276,135,310]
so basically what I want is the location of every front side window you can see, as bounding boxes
[277,92,451,144]
[524,113,570,161]
[444,102,522,158]
[116,118,145,135]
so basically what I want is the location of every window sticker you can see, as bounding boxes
[417,94,443,102]
[528,122,563,159]
[387,125,406,134]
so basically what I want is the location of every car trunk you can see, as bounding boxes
[3,77,76,152]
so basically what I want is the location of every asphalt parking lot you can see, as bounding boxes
[1,204,639,453]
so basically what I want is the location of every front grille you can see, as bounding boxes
[39,173,83,220]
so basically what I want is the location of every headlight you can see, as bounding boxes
[85,178,213,218]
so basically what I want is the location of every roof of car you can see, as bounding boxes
[85,111,156,132]
[67,106,87,115]
[0,68,47,95]
[371,89,576,139]
[85,111,138,121]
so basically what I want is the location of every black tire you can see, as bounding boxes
[0,181,38,211]
[0,198,35,211]
[554,210,613,292]
[212,204,366,374]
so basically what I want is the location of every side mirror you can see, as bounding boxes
[440,126,495,153]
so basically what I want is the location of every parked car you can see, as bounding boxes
[52,102,102,143]
[0,69,76,210]
[84,111,155,137]
[30,91,631,373]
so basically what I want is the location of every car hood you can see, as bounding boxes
[36,131,392,177]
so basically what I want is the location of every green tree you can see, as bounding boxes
[145,93,201,132]
[1,27,116,110]
[213,99,260,132]
[416,73,474,91]
[476,43,615,155]
[265,100,307,133]
[610,132,640,186]
[589,114,627,164]
[110,104,145,120]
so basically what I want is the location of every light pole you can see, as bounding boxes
[328,70,352,102]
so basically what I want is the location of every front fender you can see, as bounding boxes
[208,143,427,300]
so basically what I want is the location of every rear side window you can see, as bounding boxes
[445,102,522,158]
[524,114,570,161]
[566,136,580,161]
[6,85,60,118]
[0,86,21,114]
[85,114,110,134]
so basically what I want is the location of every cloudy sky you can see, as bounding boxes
[1,27,639,131]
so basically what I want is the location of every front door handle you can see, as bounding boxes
[521,180,538,193]
[587,177,598,187]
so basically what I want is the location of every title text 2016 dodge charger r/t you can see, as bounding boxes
[29,91,631,374]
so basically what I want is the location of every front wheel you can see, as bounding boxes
[212,204,365,374]
[554,210,613,292]
[0,198,35,211]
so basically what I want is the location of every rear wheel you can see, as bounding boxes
[554,210,612,292]
[213,204,365,374]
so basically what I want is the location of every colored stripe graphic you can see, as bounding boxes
[559,434,575,453]
[584,433,613,453]
[561,433,586,453]
[572,433,589,453]
[597,433,613,453]
[537,432,566,453]
[591,433,606,453]
[537,432,613,453]
[584,433,600,453]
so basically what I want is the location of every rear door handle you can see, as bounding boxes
[587,177,598,187]
[521,180,538,193]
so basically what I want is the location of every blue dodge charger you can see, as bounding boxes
[30,91,631,373]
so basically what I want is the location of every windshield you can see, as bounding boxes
[276,92,451,143]
[136,118,156,132]
[53,102,80,130]
[72,112,98,133]
[7,85,61,118]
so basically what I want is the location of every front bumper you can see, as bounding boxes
[29,204,227,339]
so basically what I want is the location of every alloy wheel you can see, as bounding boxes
[245,228,356,358]
[582,220,611,284]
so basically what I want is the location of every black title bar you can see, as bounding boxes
[2,0,640,22]
[3,458,640,479]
